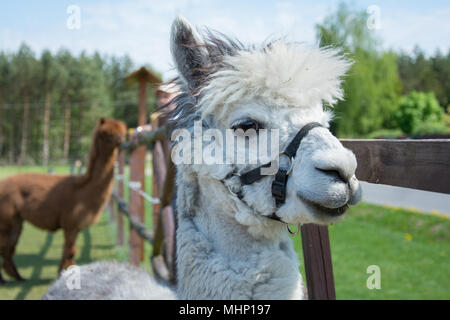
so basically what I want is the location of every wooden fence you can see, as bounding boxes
[109,117,177,283]
[108,120,450,299]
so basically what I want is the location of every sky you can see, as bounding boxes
[1,0,449,80]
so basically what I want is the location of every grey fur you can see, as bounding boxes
[42,261,176,300]
[170,16,211,91]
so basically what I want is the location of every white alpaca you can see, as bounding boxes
[43,16,362,300]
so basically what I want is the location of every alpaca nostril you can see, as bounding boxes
[316,167,348,183]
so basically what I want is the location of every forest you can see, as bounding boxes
[0,3,449,166]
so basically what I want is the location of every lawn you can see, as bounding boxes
[294,203,449,299]
[0,213,124,300]
[0,165,448,299]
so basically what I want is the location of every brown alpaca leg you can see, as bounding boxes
[0,231,6,284]
[3,254,25,281]
[59,229,79,273]
[2,220,25,281]
[0,269,5,284]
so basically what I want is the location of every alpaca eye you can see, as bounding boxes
[231,120,261,133]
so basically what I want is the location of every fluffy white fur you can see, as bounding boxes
[42,16,361,300]
[199,41,351,123]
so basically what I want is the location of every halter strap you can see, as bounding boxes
[239,122,322,187]
[223,122,323,221]
[282,122,323,159]
[271,122,323,207]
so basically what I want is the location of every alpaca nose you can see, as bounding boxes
[315,167,349,184]
[116,134,124,145]
[312,147,357,184]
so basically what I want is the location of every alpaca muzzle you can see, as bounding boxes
[115,134,124,147]
[222,122,323,224]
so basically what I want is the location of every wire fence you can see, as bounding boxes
[0,101,139,166]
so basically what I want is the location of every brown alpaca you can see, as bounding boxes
[0,118,126,283]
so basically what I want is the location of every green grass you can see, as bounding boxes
[293,203,450,299]
[0,165,75,180]
[0,166,449,299]
[0,213,124,300]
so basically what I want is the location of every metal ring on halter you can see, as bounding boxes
[227,184,239,197]
[225,171,242,196]
[286,224,300,236]
[279,152,294,176]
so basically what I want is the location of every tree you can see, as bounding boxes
[0,46,160,165]
[40,50,61,166]
[431,50,450,109]
[393,91,443,134]
[315,2,401,137]
[398,48,450,111]
[0,53,12,159]
[54,49,75,161]
[316,2,380,53]
[12,44,38,165]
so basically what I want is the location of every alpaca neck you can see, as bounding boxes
[81,140,117,189]
[86,151,116,182]
[175,174,305,300]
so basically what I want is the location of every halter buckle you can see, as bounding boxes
[278,151,293,176]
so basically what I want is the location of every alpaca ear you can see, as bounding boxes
[99,117,105,125]
[170,16,210,91]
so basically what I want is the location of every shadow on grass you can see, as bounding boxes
[14,255,60,267]
[91,244,114,250]
[3,222,115,299]
[3,278,54,288]
[15,232,54,300]
[78,228,91,264]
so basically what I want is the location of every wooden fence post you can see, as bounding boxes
[128,78,147,265]
[149,109,178,284]
[301,224,336,300]
[151,113,162,228]
[128,77,147,264]
[125,67,161,265]
[117,150,125,246]
[129,146,145,265]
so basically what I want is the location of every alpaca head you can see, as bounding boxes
[169,17,362,229]
[96,118,127,150]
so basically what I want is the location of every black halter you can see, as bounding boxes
[223,122,323,222]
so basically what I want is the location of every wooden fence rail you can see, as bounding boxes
[112,193,154,244]
[342,139,450,194]
[108,124,450,299]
